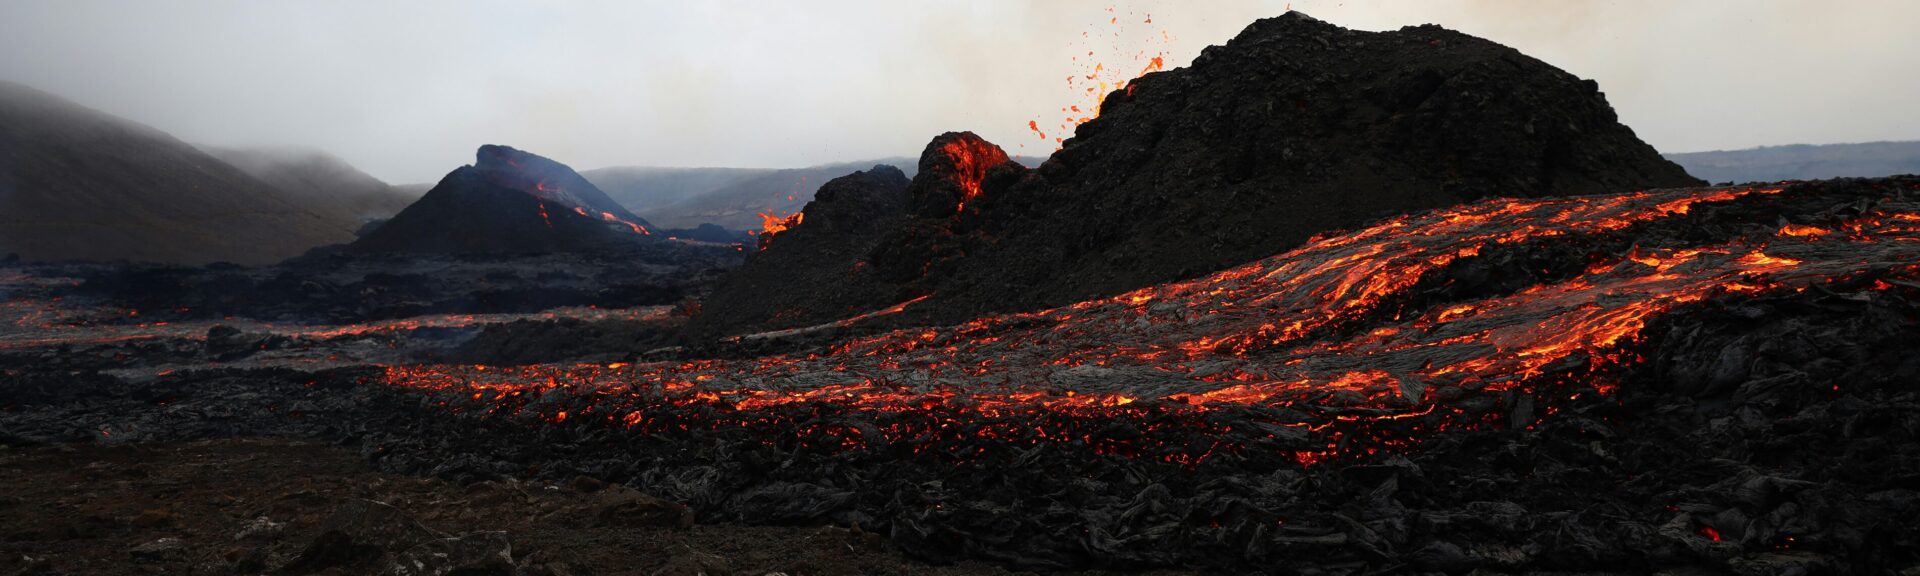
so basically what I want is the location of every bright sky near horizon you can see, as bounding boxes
[2,0,1916,183]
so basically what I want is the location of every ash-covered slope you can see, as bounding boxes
[204,146,417,225]
[693,12,1701,336]
[684,165,910,338]
[351,145,659,254]
[0,81,357,264]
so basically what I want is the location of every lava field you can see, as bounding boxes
[7,176,1920,573]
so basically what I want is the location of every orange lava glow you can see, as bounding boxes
[569,206,651,236]
[1778,223,1831,237]
[755,210,804,250]
[363,184,1920,466]
[940,139,1009,213]
[757,210,803,236]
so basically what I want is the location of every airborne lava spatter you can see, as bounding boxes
[370,180,1920,466]
[1027,5,1175,147]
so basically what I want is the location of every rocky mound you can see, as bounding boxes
[351,145,660,254]
[0,81,357,265]
[684,165,910,337]
[692,12,1702,337]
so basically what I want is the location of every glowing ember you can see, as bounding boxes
[1778,223,1831,237]
[568,206,650,236]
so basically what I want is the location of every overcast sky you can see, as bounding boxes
[3,1,1916,183]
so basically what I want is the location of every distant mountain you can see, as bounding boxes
[203,146,415,225]
[1666,141,1920,184]
[581,165,778,219]
[351,145,661,254]
[0,81,358,264]
[581,159,906,231]
[582,156,1041,231]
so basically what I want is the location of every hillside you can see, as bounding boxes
[204,146,415,226]
[0,81,357,264]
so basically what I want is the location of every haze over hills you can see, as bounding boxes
[1665,141,1920,184]
[580,165,784,221]
[202,145,415,227]
[0,81,357,265]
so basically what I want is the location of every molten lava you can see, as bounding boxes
[754,210,804,250]
[367,181,1920,467]
[570,206,651,236]
[757,211,803,236]
[939,138,1008,213]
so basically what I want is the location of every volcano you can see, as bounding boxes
[691,12,1703,337]
[351,145,659,254]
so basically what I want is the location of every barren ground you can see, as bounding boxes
[0,438,1189,576]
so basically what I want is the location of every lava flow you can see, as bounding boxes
[370,179,1920,466]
